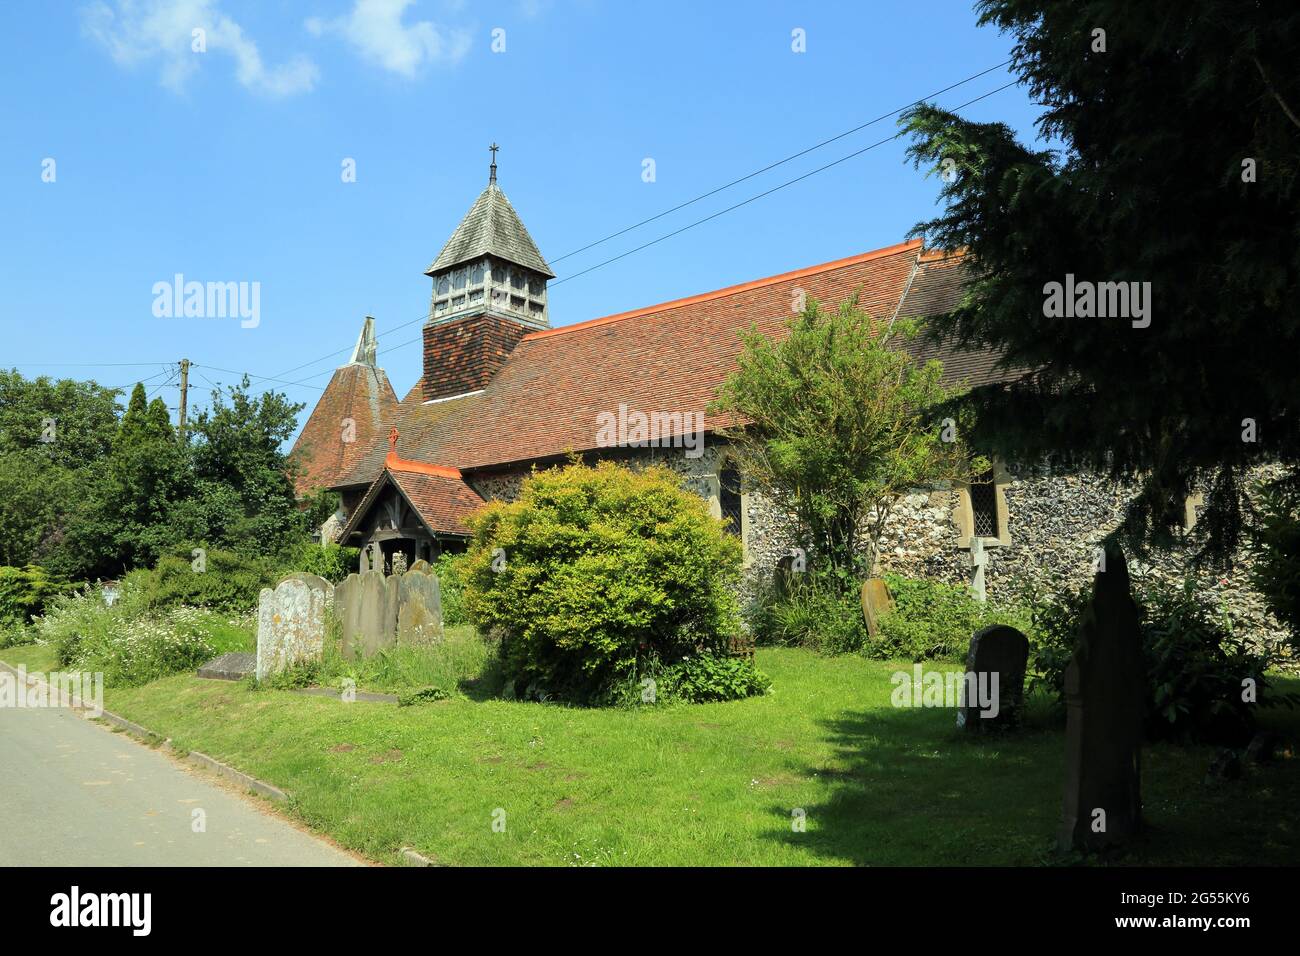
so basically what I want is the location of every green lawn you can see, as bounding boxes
[7,640,1297,866]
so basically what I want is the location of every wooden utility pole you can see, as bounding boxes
[177,358,190,442]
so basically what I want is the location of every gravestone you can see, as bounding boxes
[333,572,364,658]
[1058,544,1146,852]
[397,565,443,645]
[956,624,1028,731]
[410,559,432,575]
[255,577,328,681]
[860,578,894,639]
[282,572,334,606]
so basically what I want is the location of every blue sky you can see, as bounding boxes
[0,0,1046,435]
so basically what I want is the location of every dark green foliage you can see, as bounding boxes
[464,461,743,705]
[750,573,869,654]
[433,552,468,626]
[125,550,281,612]
[872,574,1035,661]
[397,686,451,707]
[1250,472,1300,650]
[289,542,360,584]
[902,1,1300,566]
[1029,577,1287,744]
[0,565,65,624]
[655,653,771,703]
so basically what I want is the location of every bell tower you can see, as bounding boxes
[424,144,555,331]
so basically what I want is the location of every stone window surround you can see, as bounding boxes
[953,459,1012,549]
[706,455,752,567]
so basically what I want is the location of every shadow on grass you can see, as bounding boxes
[766,682,1300,867]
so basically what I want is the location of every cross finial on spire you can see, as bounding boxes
[388,426,399,453]
[489,142,498,184]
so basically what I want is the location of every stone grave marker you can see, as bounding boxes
[956,624,1028,731]
[197,651,256,681]
[397,565,444,645]
[1058,544,1146,852]
[860,578,894,639]
[256,577,328,681]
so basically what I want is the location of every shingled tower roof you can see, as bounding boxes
[289,316,399,496]
[425,181,555,279]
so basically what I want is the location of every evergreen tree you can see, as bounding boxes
[901,0,1300,565]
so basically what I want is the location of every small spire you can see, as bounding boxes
[489,142,498,185]
[348,315,378,367]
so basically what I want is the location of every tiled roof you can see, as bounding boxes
[426,183,555,278]
[290,360,398,495]
[339,463,484,539]
[333,241,1016,490]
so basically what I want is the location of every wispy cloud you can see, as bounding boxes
[82,0,319,97]
[305,0,471,79]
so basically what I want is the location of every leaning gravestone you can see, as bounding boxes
[956,624,1029,731]
[860,578,894,639]
[1058,544,1146,852]
[255,577,328,681]
[397,566,443,645]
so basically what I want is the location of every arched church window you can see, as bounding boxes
[470,261,486,284]
[436,274,450,296]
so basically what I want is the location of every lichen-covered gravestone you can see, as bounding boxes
[860,578,894,639]
[1058,544,1146,852]
[397,565,443,645]
[255,577,328,681]
[956,624,1028,731]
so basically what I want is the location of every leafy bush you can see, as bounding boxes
[40,584,249,687]
[0,564,65,624]
[433,552,468,626]
[656,653,771,703]
[750,573,868,654]
[1250,475,1300,650]
[1029,576,1281,744]
[287,541,360,584]
[871,574,1036,661]
[0,620,35,649]
[125,549,281,613]
[463,461,743,704]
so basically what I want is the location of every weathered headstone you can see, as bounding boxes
[256,578,328,681]
[956,624,1028,731]
[410,559,432,575]
[282,571,334,606]
[397,566,444,645]
[1058,544,1146,852]
[333,572,365,658]
[860,578,894,639]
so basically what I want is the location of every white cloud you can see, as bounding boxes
[305,0,471,79]
[82,0,319,97]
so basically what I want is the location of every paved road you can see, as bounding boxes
[0,705,360,866]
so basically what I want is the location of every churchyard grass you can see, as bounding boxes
[7,639,1297,867]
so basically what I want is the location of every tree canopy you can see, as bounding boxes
[902,0,1300,565]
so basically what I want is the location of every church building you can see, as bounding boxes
[289,152,1285,656]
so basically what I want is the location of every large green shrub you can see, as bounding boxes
[1029,576,1285,744]
[463,461,749,704]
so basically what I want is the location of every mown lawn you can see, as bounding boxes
[7,641,1297,866]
